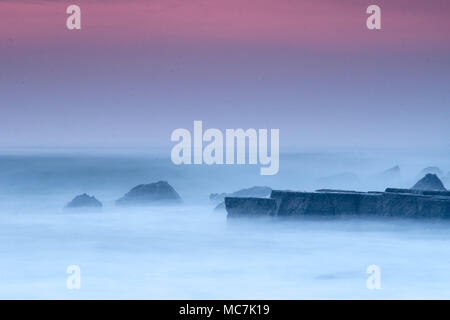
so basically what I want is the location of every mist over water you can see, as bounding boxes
[0,148,449,299]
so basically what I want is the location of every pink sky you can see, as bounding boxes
[1,0,449,50]
[0,0,449,148]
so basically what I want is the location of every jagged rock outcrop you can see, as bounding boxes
[225,188,450,219]
[66,194,102,209]
[210,186,272,211]
[411,174,447,191]
[116,181,182,206]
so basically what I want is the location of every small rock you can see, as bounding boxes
[66,194,102,209]
[116,181,182,206]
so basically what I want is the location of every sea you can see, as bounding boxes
[0,148,449,299]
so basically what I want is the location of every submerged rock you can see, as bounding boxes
[116,181,182,206]
[385,188,450,197]
[66,194,102,209]
[411,174,447,191]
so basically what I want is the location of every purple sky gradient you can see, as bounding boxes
[0,0,449,149]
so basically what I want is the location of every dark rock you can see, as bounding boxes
[271,190,378,217]
[379,192,450,218]
[66,194,102,209]
[421,190,450,196]
[316,189,363,194]
[385,188,422,195]
[225,197,279,218]
[116,181,182,206]
[226,188,450,219]
[385,187,450,197]
[411,174,447,191]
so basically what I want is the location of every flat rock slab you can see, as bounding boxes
[226,189,450,219]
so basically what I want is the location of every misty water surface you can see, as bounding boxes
[0,149,449,299]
